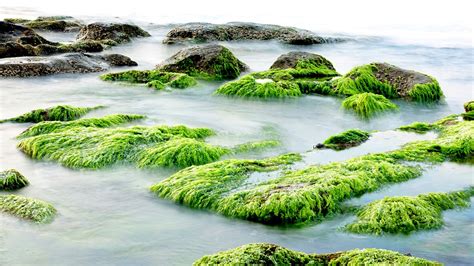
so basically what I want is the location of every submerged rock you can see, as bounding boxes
[193,243,441,265]
[0,169,29,190]
[0,53,137,77]
[163,22,344,45]
[0,194,56,223]
[346,188,473,235]
[76,22,150,44]
[101,70,197,90]
[156,44,247,80]
[316,129,370,150]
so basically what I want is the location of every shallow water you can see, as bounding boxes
[1,15,473,266]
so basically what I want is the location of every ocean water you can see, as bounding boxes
[0,7,473,265]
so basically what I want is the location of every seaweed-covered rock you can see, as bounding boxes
[316,129,370,150]
[156,44,247,80]
[152,117,473,224]
[334,63,443,102]
[163,22,344,45]
[193,243,441,265]
[0,21,54,45]
[342,92,398,118]
[0,169,29,190]
[270,51,336,71]
[0,105,103,123]
[5,16,82,32]
[464,101,474,112]
[0,194,56,223]
[100,69,197,90]
[0,53,136,77]
[76,23,150,44]
[346,188,473,235]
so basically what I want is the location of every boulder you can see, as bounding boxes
[0,53,137,77]
[0,21,54,45]
[4,16,82,32]
[156,44,247,80]
[270,51,336,70]
[76,23,150,44]
[163,22,344,45]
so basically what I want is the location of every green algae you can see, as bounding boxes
[215,75,302,98]
[398,122,437,133]
[463,111,474,121]
[0,194,56,223]
[0,169,29,190]
[193,243,441,265]
[341,93,398,118]
[232,140,280,153]
[464,101,474,112]
[4,16,80,31]
[346,187,474,235]
[100,70,197,90]
[0,105,103,124]
[320,129,370,150]
[151,117,473,224]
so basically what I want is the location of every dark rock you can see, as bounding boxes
[100,54,137,66]
[0,53,137,77]
[4,16,82,32]
[76,23,150,44]
[156,44,247,80]
[0,42,35,58]
[270,51,336,70]
[0,21,54,45]
[163,22,344,45]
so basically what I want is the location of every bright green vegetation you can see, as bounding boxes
[193,243,441,265]
[17,115,280,169]
[0,194,56,223]
[100,70,197,90]
[464,101,474,112]
[0,105,103,124]
[341,93,398,118]
[463,111,474,121]
[399,122,436,133]
[152,117,473,224]
[215,58,339,98]
[0,169,29,190]
[346,187,474,235]
[320,129,370,150]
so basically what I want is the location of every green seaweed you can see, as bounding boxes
[100,70,197,90]
[464,101,474,112]
[398,122,437,133]
[408,80,443,102]
[193,243,440,265]
[0,105,103,123]
[0,194,56,223]
[341,93,398,118]
[320,129,370,150]
[463,111,474,121]
[232,140,280,153]
[215,75,302,98]
[0,169,29,190]
[346,187,474,235]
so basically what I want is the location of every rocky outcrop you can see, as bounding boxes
[4,16,82,32]
[163,22,344,45]
[76,23,150,44]
[270,51,336,70]
[156,44,247,80]
[0,53,137,77]
[0,21,54,45]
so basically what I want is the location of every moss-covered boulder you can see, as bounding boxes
[0,194,56,223]
[0,105,103,123]
[270,51,336,71]
[156,44,247,80]
[152,117,473,224]
[4,16,82,32]
[0,53,136,77]
[163,22,345,45]
[315,129,370,150]
[76,22,150,45]
[333,63,443,102]
[194,243,441,265]
[0,169,29,190]
[100,69,197,90]
[346,188,473,235]
[342,92,398,118]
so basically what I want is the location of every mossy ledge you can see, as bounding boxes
[17,115,281,169]
[315,129,370,150]
[346,187,474,235]
[0,105,103,123]
[0,169,29,190]
[100,70,197,90]
[193,243,440,265]
[0,194,56,223]
[152,117,473,224]
[341,93,398,118]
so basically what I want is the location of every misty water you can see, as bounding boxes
[0,16,473,265]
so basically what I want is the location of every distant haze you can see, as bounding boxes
[1,0,472,48]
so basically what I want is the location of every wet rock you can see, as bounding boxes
[0,53,137,77]
[4,16,82,32]
[100,54,138,66]
[76,22,150,44]
[270,51,336,70]
[0,21,54,45]
[156,44,247,80]
[163,22,344,45]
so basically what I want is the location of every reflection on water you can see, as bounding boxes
[0,16,473,266]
